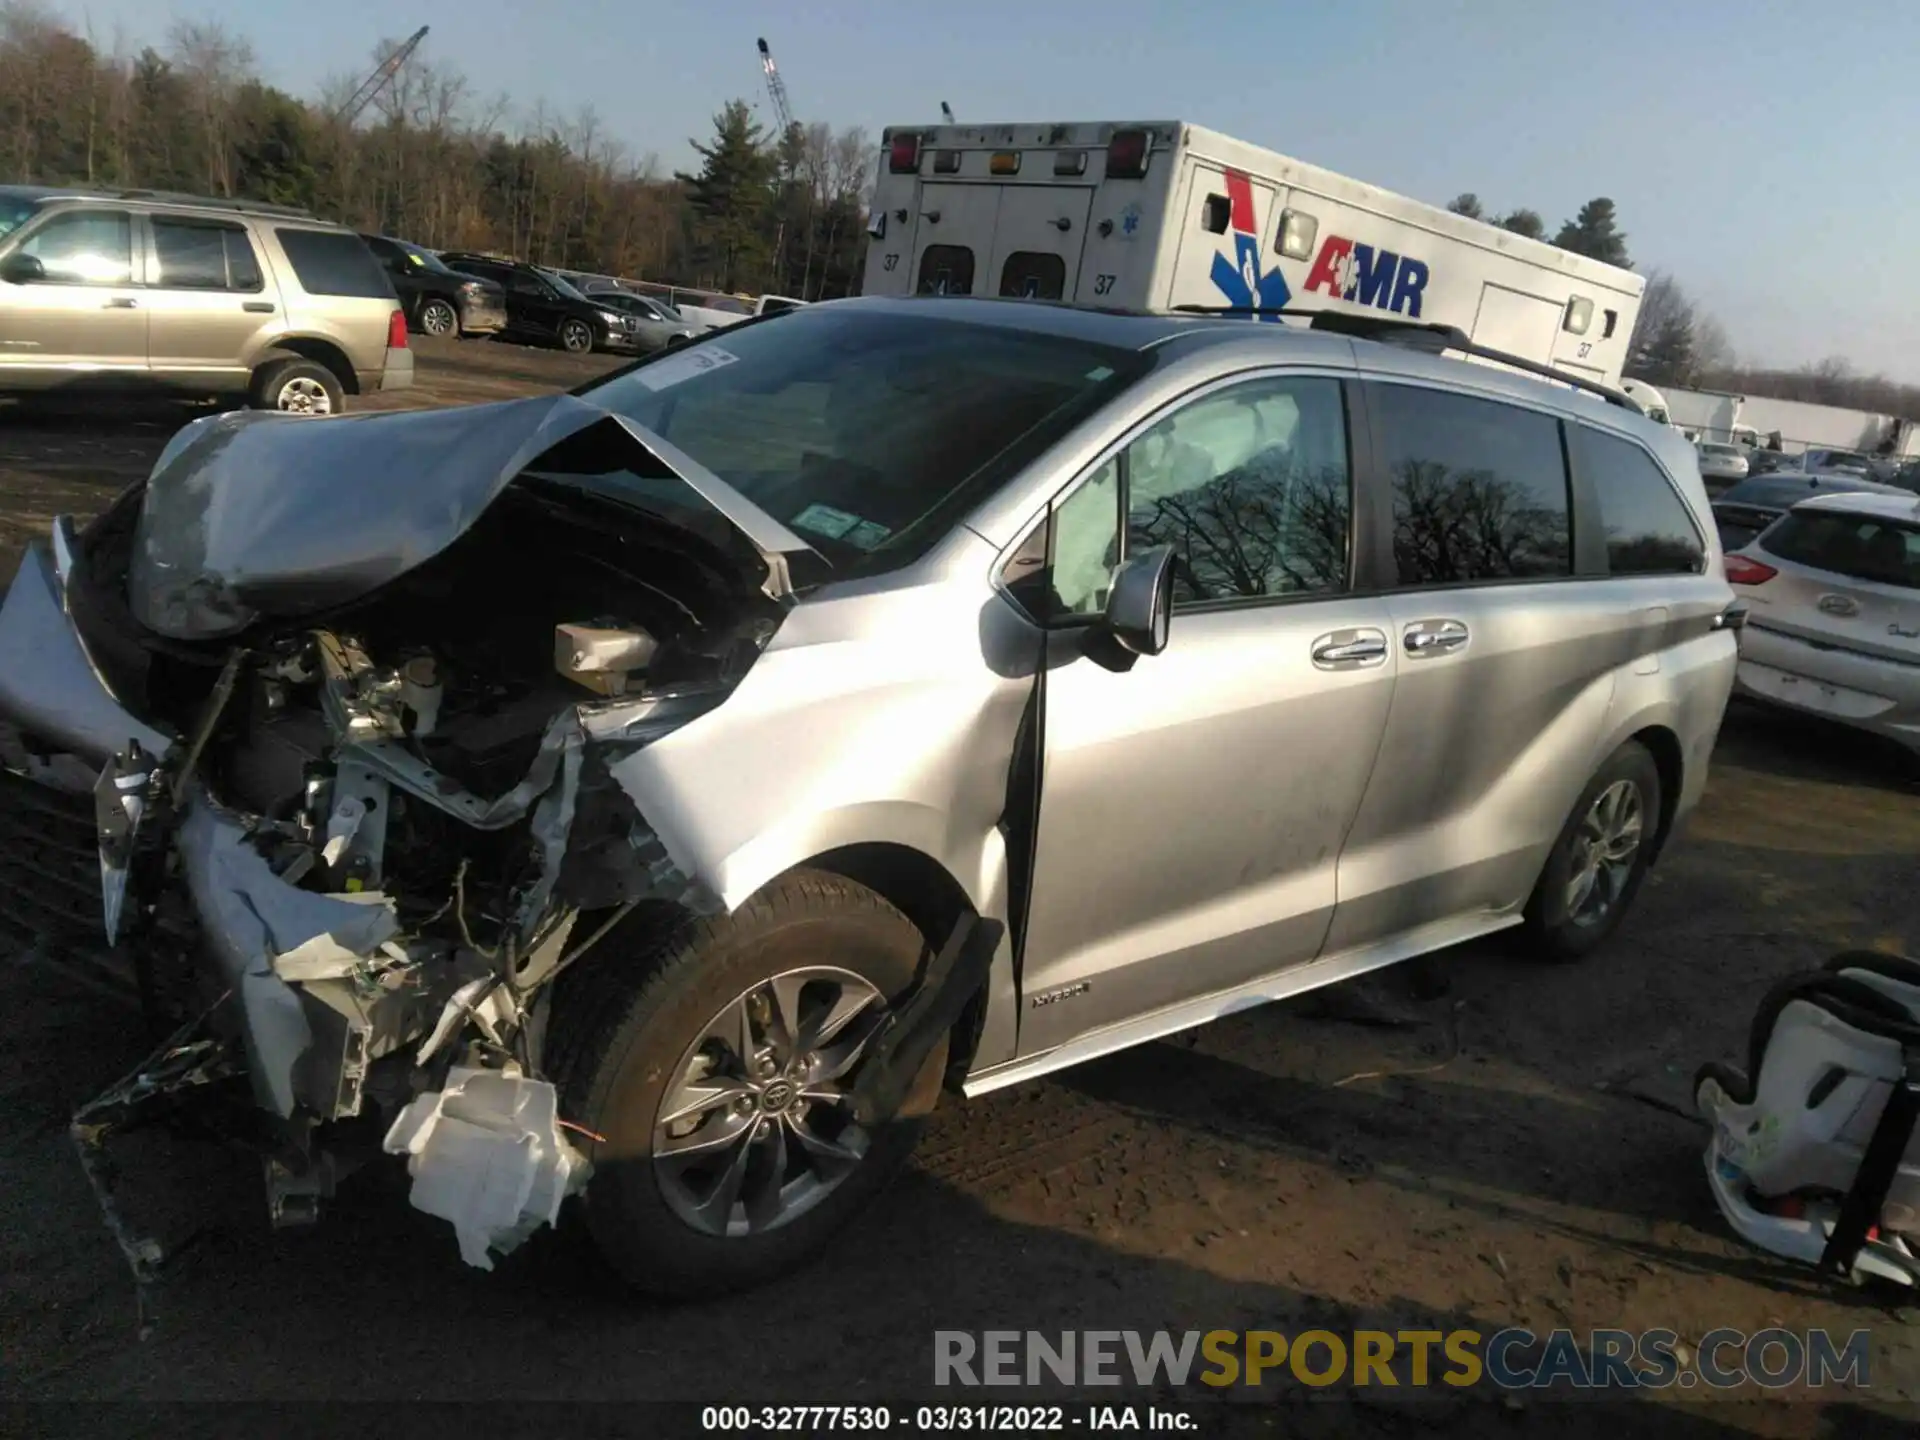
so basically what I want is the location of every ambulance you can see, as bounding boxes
[862,120,1646,387]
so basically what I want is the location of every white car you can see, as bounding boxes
[1696,442,1751,488]
[1727,490,1920,753]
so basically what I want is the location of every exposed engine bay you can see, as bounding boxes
[23,396,817,1303]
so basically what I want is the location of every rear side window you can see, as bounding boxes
[1000,252,1065,299]
[151,219,263,292]
[1374,384,1573,586]
[1761,511,1920,590]
[916,245,974,295]
[273,228,392,298]
[1569,425,1705,576]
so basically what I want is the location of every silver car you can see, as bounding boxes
[1727,489,1920,752]
[0,298,1739,1301]
[1695,441,1751,489]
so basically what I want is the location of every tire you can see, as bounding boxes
[248,357,344,416]
[1520,740,1664,961]
[418,298,458,338]
[552,870,946,1298]
[558,318,595,354]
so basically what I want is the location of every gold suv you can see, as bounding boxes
[0,186,412,415]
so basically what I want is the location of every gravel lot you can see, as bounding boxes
[2,337,1917,1436]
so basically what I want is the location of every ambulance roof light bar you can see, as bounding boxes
[1171,304,1642,414]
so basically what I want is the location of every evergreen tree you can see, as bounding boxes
[1498,208,1546,241]
[674,100,776,294]
[1445,193,1484,220]
[1553,197,1630,267]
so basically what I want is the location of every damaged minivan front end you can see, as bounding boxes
[0,393,834,1299]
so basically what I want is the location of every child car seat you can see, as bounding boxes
[1694,950,1920,1286]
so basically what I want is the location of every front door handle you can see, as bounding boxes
[1403,619,1470,657]
[103,297,137,309]
[1311,627,1389,669]
[241,301,275,313]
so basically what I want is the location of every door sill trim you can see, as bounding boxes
[961,909,1521,1097]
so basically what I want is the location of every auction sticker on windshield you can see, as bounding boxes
[633,345,740,392]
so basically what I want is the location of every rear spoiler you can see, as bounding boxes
[1171,305,1645,415]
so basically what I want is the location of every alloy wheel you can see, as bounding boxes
[275,376,333,416]
[652,966,890,1239]
[1564,779,1644,926]
[421,300,457,337]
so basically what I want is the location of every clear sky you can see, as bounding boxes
[61,0,1920,381]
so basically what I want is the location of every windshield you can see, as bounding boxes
[534,267,590,303]
[0,190,42,240]
[394,238,459,276]
[575,307,1147,576]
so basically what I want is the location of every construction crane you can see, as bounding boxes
[335,27,429,127]
[756,37,798,139]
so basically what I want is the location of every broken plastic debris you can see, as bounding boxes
[271,933,364,982]
[382,1066,590,1270]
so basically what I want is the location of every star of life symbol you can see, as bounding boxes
[1207,169,1291,319]
[1121,204,1141,236]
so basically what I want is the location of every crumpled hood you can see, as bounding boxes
[129,393,821,641]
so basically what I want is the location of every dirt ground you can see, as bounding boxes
[2,338,1918,1436]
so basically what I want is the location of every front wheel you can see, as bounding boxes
[1520,740,1663,961]
[558,318,595,354]
[552,871,945,1298]
[418,298,458,337]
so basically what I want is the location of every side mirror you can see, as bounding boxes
[0,253,46,284]
[1103,544,1175,657]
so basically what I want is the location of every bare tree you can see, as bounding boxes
[166,18,255,195]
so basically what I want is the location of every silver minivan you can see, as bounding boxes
[0,298,1737,1301]
[0,186,412,414]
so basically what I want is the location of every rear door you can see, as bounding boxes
[1471,284,1564,364]
[1327,378,1621,954]
[141,214,274,385]
[986,187,1093,300]
[908,183,1001,295]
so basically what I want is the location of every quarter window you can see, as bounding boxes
[17,210,132,284]
[1374,384,1573,586]
[1568,424,1706,576]
[273,228,392,298]
[1045,376,1354,617]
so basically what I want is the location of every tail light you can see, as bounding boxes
[888,132,921,174]
[1106,128,1152,180]
[1724,555,1776,586]
[387,308,408,350]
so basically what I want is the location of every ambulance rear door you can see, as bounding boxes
[985,186,1094,299]
[907,183,1003,295]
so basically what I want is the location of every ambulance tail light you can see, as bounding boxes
[1106,129,1152,180]
[888,132,922,174]
[989,151,1022,176]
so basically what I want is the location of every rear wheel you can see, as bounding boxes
[248,358,344,416]
[418,298,458,337]
[553,871,945,1298]
[558,318,594,354]
[1521,740,1663,961]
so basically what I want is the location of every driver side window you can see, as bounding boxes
[1046,375,1353,618]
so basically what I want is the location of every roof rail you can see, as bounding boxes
[1171,305,1643,414]
[107,189,316,220]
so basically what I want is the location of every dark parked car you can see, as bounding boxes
[359,234,506,338]
[437,253,640,354]
[1710,470,1913,552]
[1745,450,1799,476]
